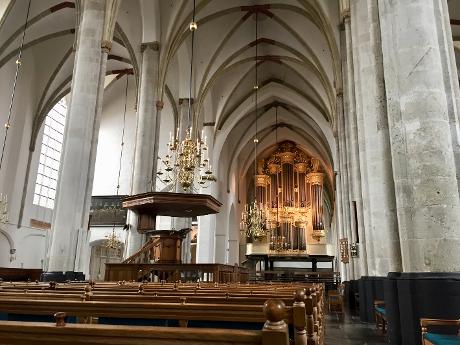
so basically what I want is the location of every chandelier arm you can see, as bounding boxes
[0,0,32,172]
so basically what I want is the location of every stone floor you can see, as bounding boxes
[325,313,387,345]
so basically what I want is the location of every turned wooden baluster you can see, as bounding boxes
[84,285,93,301]
[316,285,324,345]
[311,287,319,338]
[262,299,290,345]
[138,283,144,294]
[293,288,308,345]
[305,288,317,345]
[54,312,66,327]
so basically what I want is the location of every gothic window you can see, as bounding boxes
[33,98,67,209]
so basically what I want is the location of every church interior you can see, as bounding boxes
[0,0,459,344]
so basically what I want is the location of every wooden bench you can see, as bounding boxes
[0,299,290,345]
[0,281,325,344]
[421,318,460,345]
[0,282,314,306]
[374,300,386,334]
[0,286,325,344]
[0,280,316,304]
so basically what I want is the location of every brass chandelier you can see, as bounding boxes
[105,229,123,250]
[240,11,269,240]
[158,127,215,191]
[157,0,216,192]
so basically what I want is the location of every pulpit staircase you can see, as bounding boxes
[122,237,161,264]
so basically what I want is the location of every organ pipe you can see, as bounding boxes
[249,141,326,252]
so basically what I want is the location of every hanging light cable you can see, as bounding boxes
[0,0,32,224]
[275,107,279,229]
[106,75,129,250]
[240,11,268,239]
[157,0,215,192]
[254,11,258,198]
[0,0,32,172]
[188,0,197,130]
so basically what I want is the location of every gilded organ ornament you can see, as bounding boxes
[243,140,326,253]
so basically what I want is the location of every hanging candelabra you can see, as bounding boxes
[240,11,269,240]
[240,200,267,239]
[157,0,216,192]
[105,229,122,250]
[158,127,216,191]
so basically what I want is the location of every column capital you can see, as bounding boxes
[178,98,194,105]
[156,100,164,110]
[141,41,160,53]
[342,9,351,21]
[101,40,112,53]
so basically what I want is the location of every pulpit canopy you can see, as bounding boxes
[122,192,222,218]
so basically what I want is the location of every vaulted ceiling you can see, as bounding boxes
[1,0,459,199]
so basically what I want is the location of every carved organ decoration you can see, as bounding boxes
[250,141,326,254]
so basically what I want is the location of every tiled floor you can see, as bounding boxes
[325,314,387,345]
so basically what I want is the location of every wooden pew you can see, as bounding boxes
[0,280,312,294]
[0,299,290,345]
[0,281,315,305]
[421,318,460,345]
[0,282,325,345]
[0,282,315,305]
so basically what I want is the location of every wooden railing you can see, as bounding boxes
[105,263,250,283]
[122,237,161,264]
[253,270,340,283]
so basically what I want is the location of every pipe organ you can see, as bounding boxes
[246,141,326,255]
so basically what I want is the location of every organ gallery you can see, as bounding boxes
[242,141,327,255]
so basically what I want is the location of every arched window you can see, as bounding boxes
[33,98,67,209]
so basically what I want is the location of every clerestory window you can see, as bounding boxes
[33,98,67,209]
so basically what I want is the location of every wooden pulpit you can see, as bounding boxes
[149,229,191,264]
[119,192,222,266]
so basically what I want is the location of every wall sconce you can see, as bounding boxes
[9,248,16,262]
[350,242,359,258]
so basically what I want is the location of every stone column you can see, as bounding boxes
[126,42,160,257]
[197,124,216,263]
[379,0,460,272]
[47,0,106,275]
[350,0,402,276]
[336,90,355,280]
[152,100,164,188]
[343,11,368,277]
[74,40,112,274]
[335,169,348,282]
